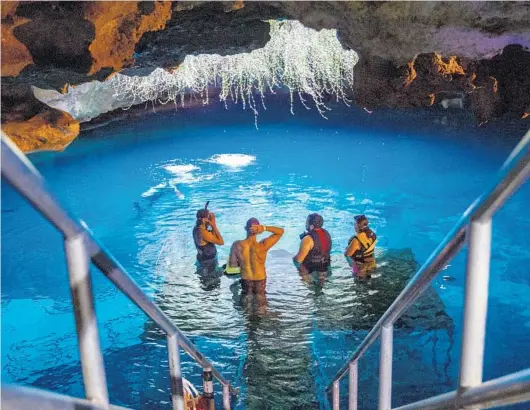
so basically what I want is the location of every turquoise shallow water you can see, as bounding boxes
[2,96,530,409]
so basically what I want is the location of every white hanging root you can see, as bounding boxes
[109,20,359,126]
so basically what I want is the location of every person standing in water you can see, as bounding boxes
[344,214,377,279]
[227,218,284,295]
[193,208,224,274]
[293,213,332,280]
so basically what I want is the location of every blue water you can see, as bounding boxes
[2,96,530,409]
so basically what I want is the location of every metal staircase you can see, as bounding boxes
[1,133,235,410]
[326,129,530,409]
[1,130,530,410]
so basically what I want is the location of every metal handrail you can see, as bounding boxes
[393,368,530,410]
[2,385,130,410]
[327,130,530,409]
[1,134,236,409]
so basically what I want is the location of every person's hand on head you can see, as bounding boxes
[250,224,265,235]
[208,212,216,225]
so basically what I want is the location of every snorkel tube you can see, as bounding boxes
[203,201,212,230]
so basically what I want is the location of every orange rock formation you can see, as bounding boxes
[1,1,33,77]
[2,109,80,153]
[85,1,172,75]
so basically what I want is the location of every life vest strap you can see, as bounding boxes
[355,234,376,257]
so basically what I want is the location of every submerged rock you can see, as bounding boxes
[313,248,454,335]
[140,245,453,408]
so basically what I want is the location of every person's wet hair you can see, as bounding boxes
[307,213,324,229]
[245,217,260,232]
[355,214,368,230]
[196,209,209,225]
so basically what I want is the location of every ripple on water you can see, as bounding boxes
[123,169,461,409]
[6,120,529,409]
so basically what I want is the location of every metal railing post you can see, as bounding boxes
[223,384,230,410]
[64,233,109,407]
[325,131,530,399]
[167,334,185,410]
[378,324,393,410]
[332,380,340,410]
[458,218,492,405]
[2,133,241,406]
[203,366,214,409]
[349,361,358,410]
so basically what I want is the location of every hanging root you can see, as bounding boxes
[109,20,359,126]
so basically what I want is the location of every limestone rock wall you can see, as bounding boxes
[353,45,530,124]
[1,2,33,77]
[1,1,529,152]
[279,2,530,64]
[85,1,172,75]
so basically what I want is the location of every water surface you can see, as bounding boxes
[2,97,530,409]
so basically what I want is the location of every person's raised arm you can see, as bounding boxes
[201,212,224,245]
[251,225,284,251]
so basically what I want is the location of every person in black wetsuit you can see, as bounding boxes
[193,208,224,275]
[293,213,332,280]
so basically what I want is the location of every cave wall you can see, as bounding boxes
[1,1,529,152]
[279,2,530,64]
[279,2,530,122]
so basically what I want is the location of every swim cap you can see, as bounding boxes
[245,218,260,230]
[196,209,210,220]
[307,213,324,228]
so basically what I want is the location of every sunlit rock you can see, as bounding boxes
[1,2,33,77]
[85,1,172,75]
[1,108,79,153]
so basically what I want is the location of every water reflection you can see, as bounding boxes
[134,159,455,409]
[195,259,223,291]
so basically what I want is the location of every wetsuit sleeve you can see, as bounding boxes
[293,235,313,264]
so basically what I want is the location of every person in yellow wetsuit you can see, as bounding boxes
[344,215,377,279]
[227,218,284,295]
